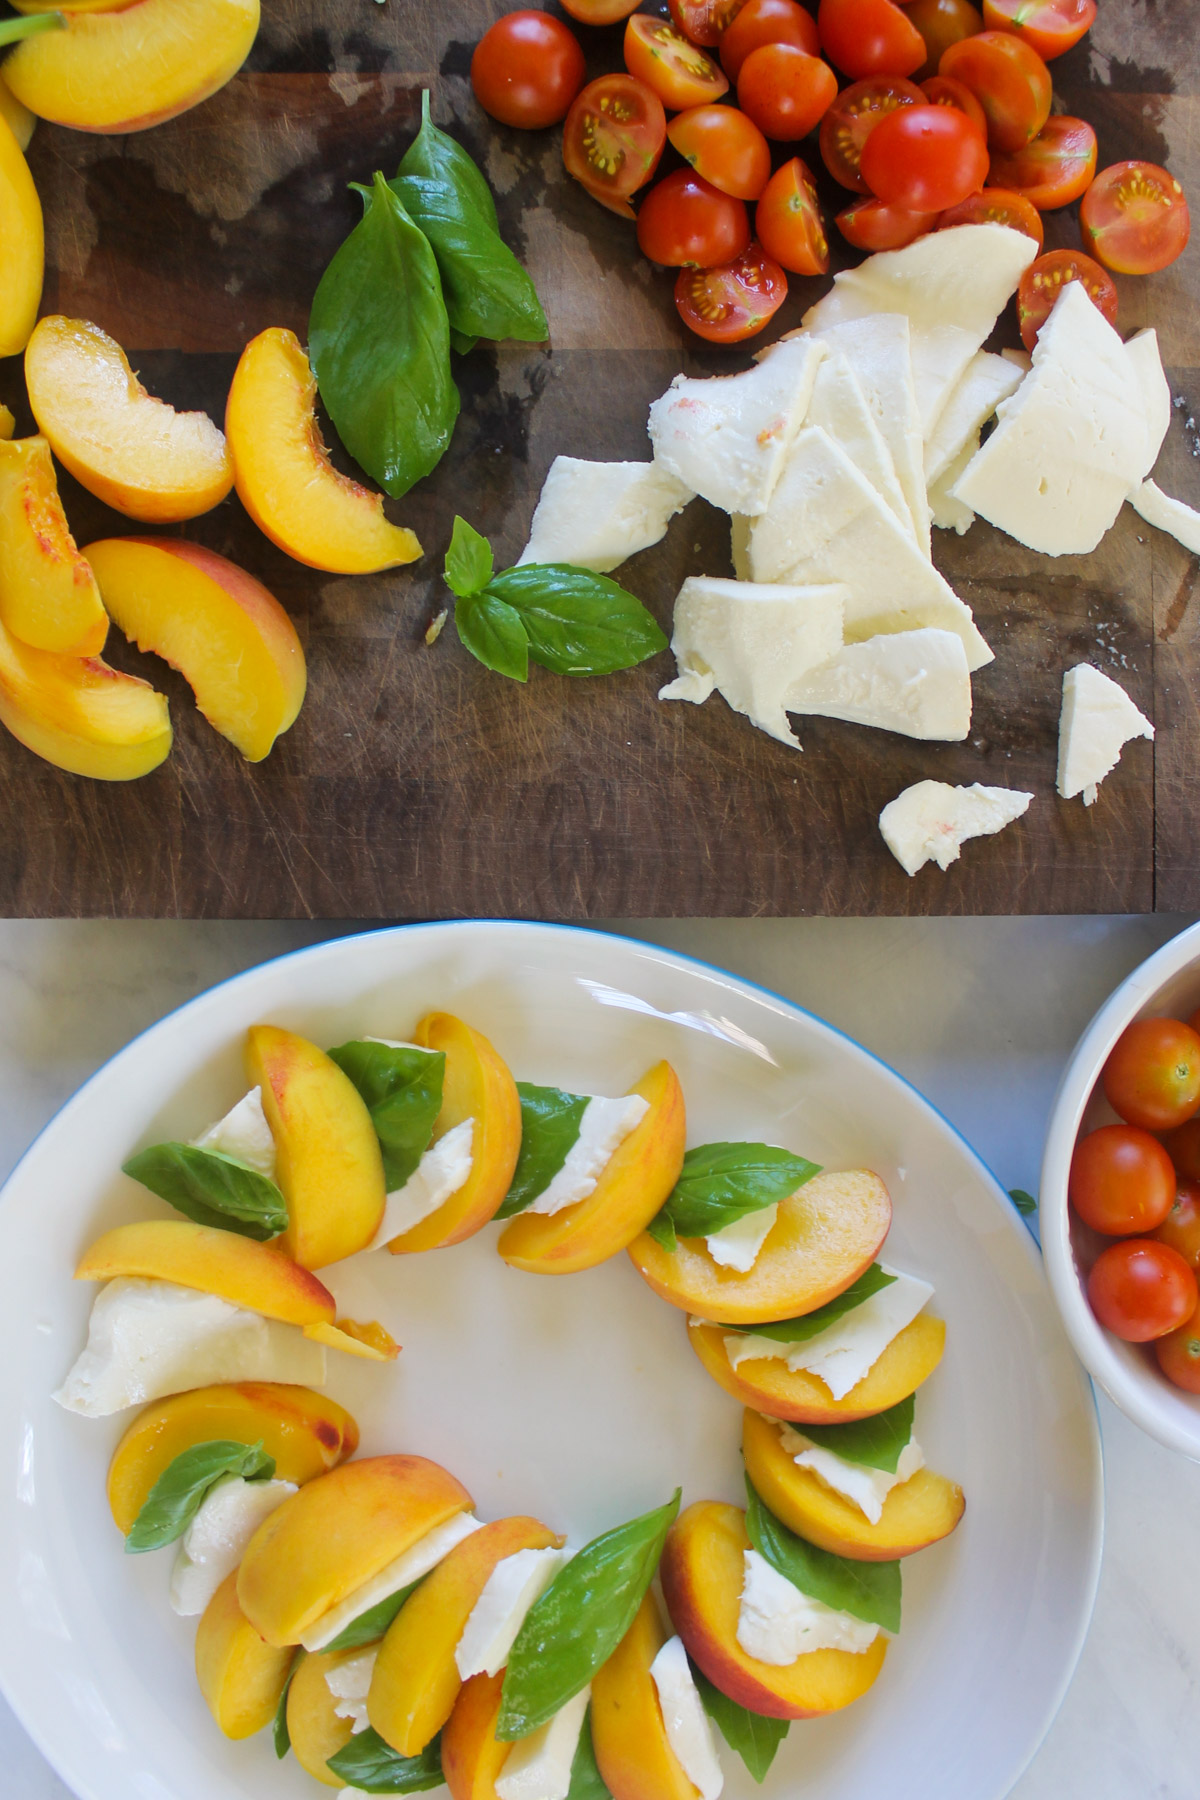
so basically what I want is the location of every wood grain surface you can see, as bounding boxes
[0,0,1196,917]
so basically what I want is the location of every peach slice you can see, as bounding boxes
[498,1062,687,1276]
[287,1646,357,1787]
[225,328,422,575]
[0,614,171,780]
[660,1502,886,1720]
[106,1382,359,1537]
[628,1169,892,1325]
[385,1013,522,1256]
[0,405,14,439]
[195,1571,296,1741]
[74,1220,337,1326]
[591,1592,698,1800]
[2,0,260,134]
[84,538,305,762]
[443,1671,508,1800]
[741,1409,964,1561]
[0,77,34,153]
[0,111,42,359]
[369,1515,564,1757]
[687,1314,946,1424]
[24,317,233,522]
[303,1318,399,1362]
[237,1454,474,1648]
[0,437,108,655]
[245,1025,386,1269]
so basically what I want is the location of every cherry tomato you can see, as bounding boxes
[755,154,830,271]
[818,0,926,80]
[472,12,586,130]
[737,43,838,140]
[675,241,788,341]
[837,195,937,249]
[908,0,983,81]
[937,185,1044,246]
[563,75,667,217]
[1102,1019,1200,1133]
[1154,1178,1200,1272]
[1081,161,1191,276]
[819,75,923,191]
[1155,1299,1200,1392]
[636,167,751,265]
[939,29,1051,152]
[669,0,749,46]
[981,0,1095,60]
[1163,1117,1200,1183]
[1069,1123,1176,1236]
[919,73,987,137]
[625,15,729,109]
[561,0,641,20]
[719,0,820,82]
[667,103,772,199]
[990,114,1097,210]
[860,102,987,210]
[1016,248,1117,350]
[1088,1238,1198,1342]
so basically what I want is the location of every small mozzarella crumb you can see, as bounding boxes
[192,1087,276,1178]
[879,780,1033,877]
[524,1094,649,1217]
[737,1550,878,1663]
[326,1649,378,1734]
[706,1204,778,1272]
[371,1118,475,1245]
[1130,478,1200,554]
[649,1635,724,1800]
[1056,663,1154,805]
[777,1421,924,1525]
[170,1473,296,1616]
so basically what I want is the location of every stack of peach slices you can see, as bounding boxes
[56,1008,962,1795]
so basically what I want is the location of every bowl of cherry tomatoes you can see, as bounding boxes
[1042,921,1200,1460]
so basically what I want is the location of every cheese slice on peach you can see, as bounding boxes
[0,612,171,781]
[74,1220,337,1325]
[688,1313,946,1423]
[591,1592,704,1800]
[195,1572,296,1741]
[0,437,108,654]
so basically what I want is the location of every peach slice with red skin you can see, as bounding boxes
[443,1670,509,1800]
[0,615,171,780]
[0,111,41,359]
[591,1591,698,1800]
[0,438,108,654]
[74,1220,337,1326]
[195,1571,296,1741]
[687,1312,946,1423]
[287,1645,358,1786]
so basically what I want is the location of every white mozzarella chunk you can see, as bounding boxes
[524,1095,650,1217]
[53,1278,327,1417]
[647,336,824,515]
[724,1266,934,1400]
[1056,663,1154,805]
[802,346,914,538]
[496,1685,592,1800]
[923,351,1024,489]
[649,1636,724,1800]
[300,1512,483,1652]
[456,1545,566,1679]
[658,575,846,748]
[1130,478,1200,553]
[952,281,1148,555]
[736,1550,879,1663]
[879,780,1033,878]
[325,1649,378,1734]
[928,439,978,534]
[1124,327,1172,478]
[170,1474,297,1616]
[786,628,971,742]
[192,1086,277,1178]
[706,1203,778,1273]
[371,1118,475,1246]
[776,1421,925,1525]
[518,457,693,573]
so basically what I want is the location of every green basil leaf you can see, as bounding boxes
[498,1491,681,1740]
[692,1663,788,1782]
[567,1708,612,1800]
[495,1082,590,1219]
[745,1478,901,1633]
[327,1040,445,1192]
[443,515,495,600]
[456,589,529,681]
[322,1580,421,1653]
[310,171,458,499]
[485,564,668,677]
[327,1727,444,1793]
[122,1142,288,1241]
[274,1655,301,1759]
[655,1143,820,1241]
[125,1440,275,1554]
[721,1265,896,1343]
[1010,1187,1038,1215]
[450,329,480,356]
[644,1211,677,1253]
[786,1395,914,1473]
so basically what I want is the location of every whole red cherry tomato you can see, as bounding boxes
[1088,1239,1198,1342]
[667,104,772,200]
[938,185,1044,247]
[1081,161,1191,276]
[1154,1179,1200,1271]
[939,29,1051,152]
[636,167,751,265]
[982,0,1095,60]
[1163,1117,1200,1184]
[624,14,730,109]
[719,0,820,81]
[990,114,1097,209]
[819,75,924,191]
[860,103,988,211]
[754,154,830,272]
[675,242,788,341]
[919,73,987,136]
[908,0,984,81]
[1156,1298,1200,1391]
[1103,1017,1200,1133]
[1016,248,1117,350]
[837,196,937,250]
[563,74,667,216]
[737,43,838,139]
[1069,1123,1176,1236]
[472,12,587,130]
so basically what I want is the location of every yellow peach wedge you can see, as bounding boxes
[443,1670,509,1800]
[287,1647,357,1787]
[74,1220,337,1326]
[0,77,34,154]
[0,614,171,781]
[303,1318,399,1362]
[0,405,13,439]
[225,328,421,574]
[84,538,305,762]
[498,1061,686,1276]
[25,317,233,522]
[687,1313,946,1424]
[0,111,42,359]
[195,1572,296,1741]
[0,437,108,654]
[591,1592,698,1800]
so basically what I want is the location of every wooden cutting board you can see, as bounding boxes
[1,0,1197,917]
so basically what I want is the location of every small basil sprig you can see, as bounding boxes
[1010,1187,1037,1215]
[745,1478,901,1634]
[322,1580,421,1653]
[274,1656,301,1759]
[328,1040,445,1191]
[498,1491,681,1740]
[327,1727,444,1793]
[789,1395,915,1473]
[0,14,64,44]
[496,1082,590,1220]
[126,1440,275,1554]
[721,1264,896,1342]
[444,517,668,683]
[122,1142,288,1241]
[567,1708,612,1800]
[645,1143,820,1252]
[692,1663,788,1782]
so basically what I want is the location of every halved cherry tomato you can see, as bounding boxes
[755,154,830,271]
[860,103,988,210]
[1081,161,1191,275]
[937,185,1044,246]
[737,43,838,140]
[908,0,984,81]
[919,73,987,136]
[1154,1179,1200,1272]
[1163,1117,1200,1183]
[675,242,788,341]
[472,12,587,130]
[636,167,751,264]
[564,75,667,217]
[669,0,749,45]
[719,0,820,81]
[1016,248,1117,348]
[1069,1123,1176,1236]
[561,0,641,20]
[1156,1298,1200,1392]
[1103,1017,1200,1133]
[982,0,1095,60]
[819,75,923,191]
[990,114,1097,209]
[939,29,1051,152]
[625,14,729,109]
[837,195,937,249]
[818,0,926,80]
[667,103,772,200]
[1088,1239,1198,1342]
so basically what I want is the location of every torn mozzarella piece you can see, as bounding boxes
[800,345,914,539]
[300,1511,483,1652]
[880,780,1033,878]
[456,1545,566,1679]
[706,1203,778,1273]
[737,1550,878,1663]
[523,1094,649,1217]
[776,1421,924,1526]
[786,628,972,742]
[1124,327,1172,477]
[1130,479,1200,554]
[371,1118,475,1246]
[518,457,693,572]
[326,1649,378,1734]
[170,1474,297,1616]
[649,1636,724,1800]
[923,351,1024,490]
[496,1685,591,1800]
[723,1266,934,1399]
[928,439,977,535]
[192,1087,276,1178]
[1056,663,1154,805]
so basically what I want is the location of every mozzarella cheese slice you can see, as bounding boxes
[456,1545,566,1679]
[1130,478,1200,554]
[1124,327,1172,479]
[777,1421,925,1525]
[371,1117,474,1246]
[300,1511,483,1652]
[649,1635,724,1800]
[171,1474,297,1616]
[928,439,977,535]
[801,344,914,539]
[879,780,1034,877]
[725,1265,934,1400]
[192,1087,277,1178]
[523,1094,649,1216]
[496,1685,591,1800]
[1056,663,1154,805]
[518,457,693,572]
[923,350,1024,490]
[326,1649,378,1734]
[706,1203,778,1273]
[737,1550,879,1662]
[787,627,972,742]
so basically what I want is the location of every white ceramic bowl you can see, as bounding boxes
[1042,919,1200,1461]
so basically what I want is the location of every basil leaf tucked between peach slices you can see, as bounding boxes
[122,1143,288,1242]
[322,1578,423,1654]
[691,1664,788,1782]
[645,1142,820,1252]
[126,1439,276,1553]
[328,1040,446,1191]
[567,1708,612,1800]
[745,1478,902,1634]
[794,1395,915,1473]
[720,1263,897,1341]
[496,1083,591,1220]
[327,1726,444,1792]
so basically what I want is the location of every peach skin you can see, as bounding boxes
[84,538,305,762]
[225,328,422,574]
[245,1025,386,1268]
[287,1647,358,1786]
[0,77,34,154]
[0,614,171,781]
[0,438,108,655]
[25,317,233,522]
[591,1592,698,1800]
[629,1169,892,1325]
[687,1313,946,1424]
[442,1671,509,1800]
[498,1062,686,1276]
[385,1013,522,1255]
[0,111,40,359]
[195,1572,296,1741]
[237,1455,474,1647]
[741,1409,964,1561]
[74,1221,337,1326]
[660,1502,886,1719]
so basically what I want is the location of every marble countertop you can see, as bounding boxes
[3,915,1197,1799]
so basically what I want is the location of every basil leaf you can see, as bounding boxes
[495,1082,590,1220]
[498,1491,681,1740]
[486,564,668,677]
[327,1040,445,1191]
[274,1656,301,1759]
[310,171,458,499]
[126,1440,275,1553]
[1010,1187,1038,1215]
[745,1478,901,1633]
[450,329,480,356]
[644,1211,677,1253]
[653,1143,820,1242]
[327,1727,444,1793]
[457,590,529,681]
[322,1580,421,1653]
[122,1142,287,1241]
[788,1395,914,1473]
[444,515,494,600]
[692,1664,787,1782]
[567,1708,612,1800]
[721,1265,896,1343]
